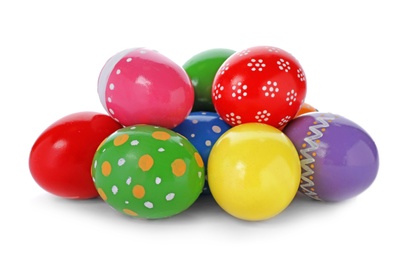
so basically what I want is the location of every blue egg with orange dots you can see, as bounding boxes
[172,111,231,194]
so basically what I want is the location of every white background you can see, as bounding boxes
[1,0,408,259]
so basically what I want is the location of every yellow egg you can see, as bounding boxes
[207,123,301,221]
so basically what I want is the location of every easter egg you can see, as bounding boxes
[29,112,123,199]
[282,112,379,202]
[212,46,307,128]
[172,111,232,194]
[207,123,301,221]
[91,125,205,219]
[183,48,236,112]
[97,48,194,128]
[295,102,317,117]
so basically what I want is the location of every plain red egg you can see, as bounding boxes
[29,111,123,199]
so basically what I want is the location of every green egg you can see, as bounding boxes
[91,125,205,219]
[183,48,236,112]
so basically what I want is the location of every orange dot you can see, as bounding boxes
[321,128,326,132]
[310,164,315,168]
[315,139,320,143]
[132,185,145,199]
[171,159,186,177]
[101,161,112,176]
[310,188,315,191]
[97,188,107,201]
[114,134,129,146]
[302,143,307,148]
[194,152,204,168]
[313,121,318,125]
[299,155,303,159]
[309,176,313,180]
[123,209,138,217]
[312,152,317,156]
[152,131,171,141]
[307,131,312,135]
[139,154,154,171]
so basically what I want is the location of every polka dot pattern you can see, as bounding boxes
[92,125,205,219]
[172,111,232,194]
[212,45,307,128]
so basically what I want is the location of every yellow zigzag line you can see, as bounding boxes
[299,115,335,200]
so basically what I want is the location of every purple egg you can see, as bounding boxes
[282,112,379,202]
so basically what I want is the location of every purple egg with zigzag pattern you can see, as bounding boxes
[282,112,379,202]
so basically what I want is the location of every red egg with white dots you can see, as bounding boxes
[212,46,307,128]
[98,48,194,128]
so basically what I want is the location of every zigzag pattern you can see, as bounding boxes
[299,114,335,200]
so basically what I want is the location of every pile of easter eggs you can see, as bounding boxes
[29,46,379,221]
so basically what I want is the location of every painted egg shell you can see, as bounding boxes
[183,48,236,112]
[172,111,232,194]
[97,48,194,128]
[212,45,307,128]
[282,112,379,202]
[92,125,205,219]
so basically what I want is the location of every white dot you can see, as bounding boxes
[126,177,132,185]
[112,185,118,195]
[107,97,112,103]
[109,83,115,90]
[126,58,132,62]
[243,85,247,90]
[212,125,221,133]
[94,160,97,168]
[155,177,161,184]
[144,201,154,208]
[116,69,121,75]
[131,140,139,146]
[109,108,114,115]
[191,133,195,138]
[243,92,247,96]
[192,120,199,124]
[205,140,212,146]
[198,171,202,178]
[118,158,125,166]
[125,201,129,204]
[166,193,175,201]
[158,147,165,152]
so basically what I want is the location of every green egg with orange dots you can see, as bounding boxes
[91,124,205,219]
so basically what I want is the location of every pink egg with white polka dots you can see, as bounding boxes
[98,48,194,128]
[212,46,307,128]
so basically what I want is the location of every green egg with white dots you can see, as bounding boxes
[92,124,205,219]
